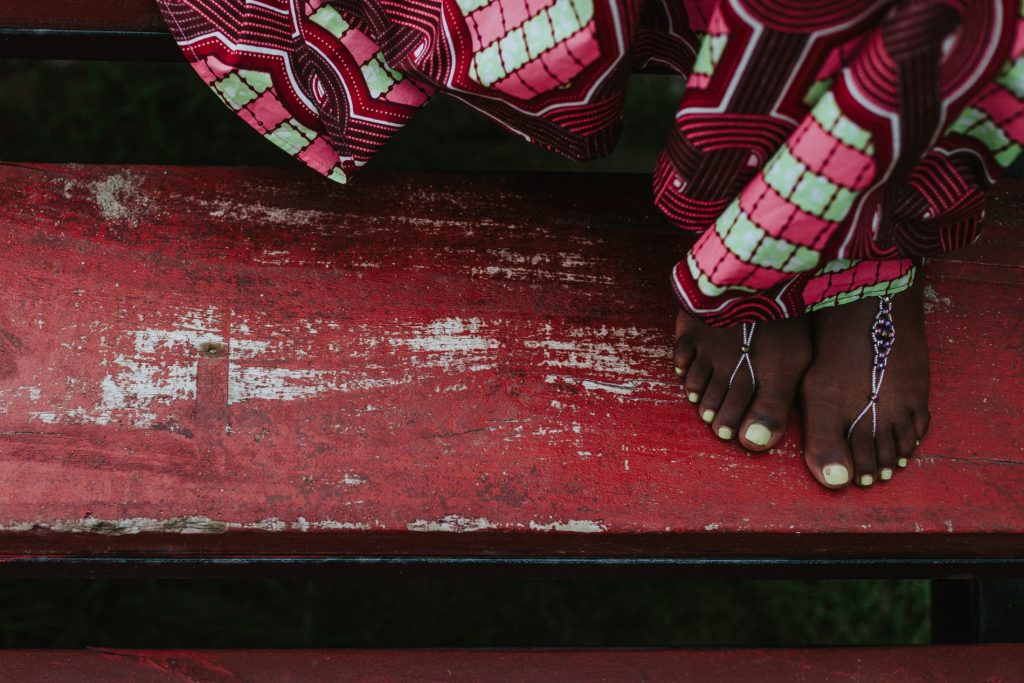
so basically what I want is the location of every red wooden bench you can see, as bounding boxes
[2,0,1023,676]
[2,646,1023,682]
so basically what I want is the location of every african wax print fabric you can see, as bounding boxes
[155,0,1024,325]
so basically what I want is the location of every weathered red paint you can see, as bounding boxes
[2,646,1023,682]
[0,1,164,31]
[0,164,1021,558]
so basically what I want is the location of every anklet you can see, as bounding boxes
[728,322,757,390]
[847,296,895,440]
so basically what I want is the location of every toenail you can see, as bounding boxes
[822,464,849,486]
[687,391,700,403]
[744,423,772,447]
[880,468,893,481]
[701,409,715,423]
[897,457,908,468]
[674,366,684,376]
[859,474,874,487]
[717,426,733,440]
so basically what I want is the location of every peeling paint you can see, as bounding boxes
[291,517,370,531]
[581,379,643,395]
[229,339,272,360]
[528,519,607,533]
[407,515,498,532]
[0,386,42,415]
[29,308,222,427]
[387,317,501,372]
[923,284,953,314]
[468,248,613,284]
[197,199,334,227]
[228,367,403,403]
[0,515,374,535]
[91,171,150,226]
[0,515,230,535]
[18,309,522,423]
[526,327,670,392]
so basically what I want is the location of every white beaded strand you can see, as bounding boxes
[847,296,895,440]
[728,322,757,390]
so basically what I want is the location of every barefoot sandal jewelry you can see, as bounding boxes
[728,322,757,390]
[847,296,895,440]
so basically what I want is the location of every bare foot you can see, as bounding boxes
[800,280,931,489]
[673,311,812,452]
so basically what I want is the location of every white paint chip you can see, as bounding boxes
[0,515,373,535]
[528,519,606,533]
[407,515,498,533]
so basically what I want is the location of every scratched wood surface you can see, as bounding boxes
[0,1,165,31]
[0,164,1021,558]
[3,646,1024,682]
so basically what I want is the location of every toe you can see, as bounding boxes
[849,423,878,487]
[682,357,712,404]
[698,374,729,425]
[893,418,917,469]
[712,378,752,442]
[674,309,688,338]
[673,333,697,378]
[912,406,931,443]
[875,428,898,482]
[802,411,854,489]
[739,382,799,452]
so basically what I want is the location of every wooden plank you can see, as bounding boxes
[0,164,1021,560]
[2,646,1023,682]
[0,1,164,32]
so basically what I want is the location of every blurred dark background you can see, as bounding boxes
[0,61,682,171]
[0,59,930,648]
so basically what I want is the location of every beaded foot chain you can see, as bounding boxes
[728,323,757,390]
[847,296,895,440]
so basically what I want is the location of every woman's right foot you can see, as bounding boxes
[799,281,931,489]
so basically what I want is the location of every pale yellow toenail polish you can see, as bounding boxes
[674,367,684,376]
[898,457,908,468]
[822,464,849,486]
[880,468,893,481]
[860,474,874,487]
[702,409,715,423]
[687,392,700,403]
[744,423,772,447]
[717,426,733,440]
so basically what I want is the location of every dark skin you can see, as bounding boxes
[673,277,930,489]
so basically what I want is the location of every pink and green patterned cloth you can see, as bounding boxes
[155,0,1024,325]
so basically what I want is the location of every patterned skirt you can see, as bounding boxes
[155,0,1024,325]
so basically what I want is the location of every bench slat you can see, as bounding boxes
[0,1,174,61]
[0,164,1021,562]
[2,646,1023,682]
[0,1,164,32]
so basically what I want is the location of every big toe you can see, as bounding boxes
[739,380,800,452]
[802,409,854,489]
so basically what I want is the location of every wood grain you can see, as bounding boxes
[0,164,1021,559]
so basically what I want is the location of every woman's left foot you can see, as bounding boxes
[800,280,931,489]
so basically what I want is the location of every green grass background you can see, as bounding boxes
[0,60,931,648]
